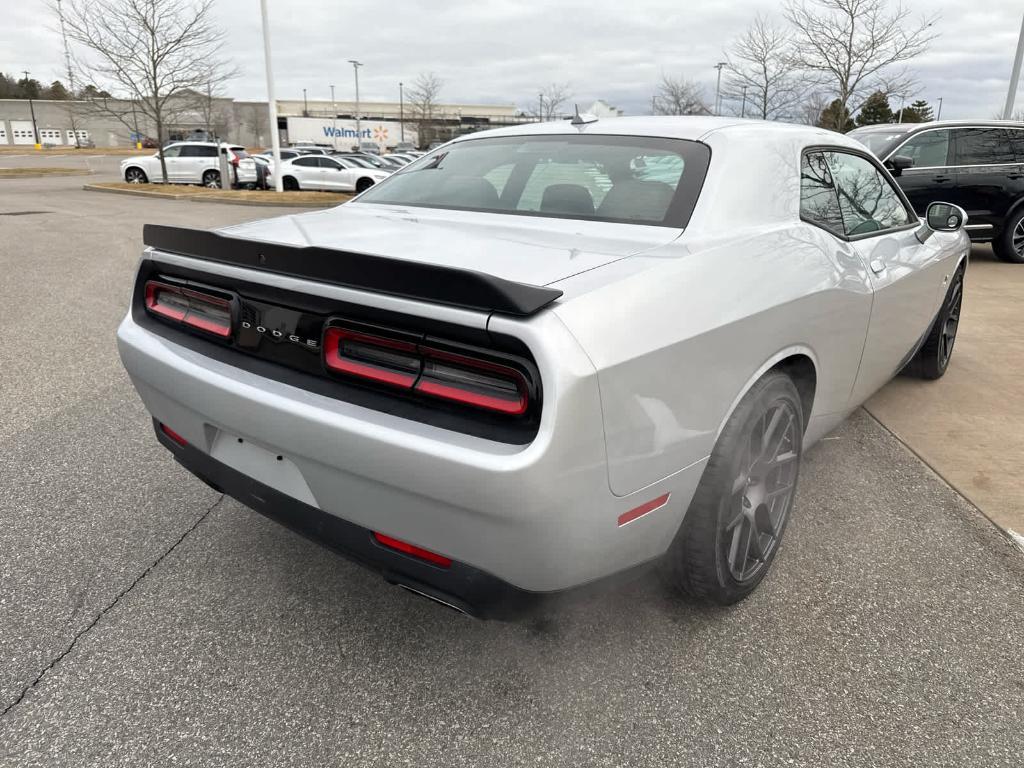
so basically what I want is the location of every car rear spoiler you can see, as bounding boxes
[142,224,563,317]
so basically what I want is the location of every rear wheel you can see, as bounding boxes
[993,208,1024,263]
[356,177,375,193]
[662,372,803,604]
[903,266,964,379]
[124,167,148,184]
[282,176,300,191]
[202,170,221,189]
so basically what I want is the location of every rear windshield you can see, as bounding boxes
[354,134,710,227]
[848,130,911,157]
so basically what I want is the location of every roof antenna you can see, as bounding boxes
[569,104,598,126]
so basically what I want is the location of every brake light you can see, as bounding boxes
[322,324,531,415]
[373,532,452,568]
[145,280,232,337]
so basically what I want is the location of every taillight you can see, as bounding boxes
[373,532,452,568]
[322,323,532,416]
[145,280,232,337]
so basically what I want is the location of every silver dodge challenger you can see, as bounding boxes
[117,116,969,617]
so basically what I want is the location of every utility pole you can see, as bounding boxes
[22,70,40,149]
[538,92,544,121]
[714,62,727,116]
[330,84,336,149]
[399,81,404,142]
[936,97,943,121]
[259,0,283,192]
[740,85,748,118]
[56,0,80,148]
[1003,12,1024,119]
[348,60,362,146]
[302,88,308,117]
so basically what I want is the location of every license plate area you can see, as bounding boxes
[210,429,318,507]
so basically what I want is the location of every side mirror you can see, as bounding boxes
[916,202,967,243]
[884,155,914,177]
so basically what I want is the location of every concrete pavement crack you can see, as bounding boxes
[0,494,225,722]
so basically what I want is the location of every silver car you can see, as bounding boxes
[117,117,969,617]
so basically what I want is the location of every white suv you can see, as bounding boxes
[121,142,258,187]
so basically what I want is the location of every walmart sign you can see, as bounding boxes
[285,117,417,150]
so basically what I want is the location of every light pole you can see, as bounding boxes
[399,81,404,142]
[302,88,308,117]
[348,60,362,146]
[258,0,283,192]
[22,70,41,149]
[330,84,336,149]
[740,85,748,118]
[1003,12,1024,119]
[714,62,727,116]
[936,97,943,121]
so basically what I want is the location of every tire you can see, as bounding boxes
[662,371,803,605]
[202,170,221,189]
[355,177,375,193]
[282,176,300,191]
[902,266,964,380]
[124,167,148,184]
[993,208,1024,263]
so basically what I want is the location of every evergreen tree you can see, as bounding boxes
[43,80,70,100]
[901,99,934,123]
[16,77,42,98]
[856,91,894,126]
[817,98,856,132]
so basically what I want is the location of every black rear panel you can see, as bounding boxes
[131,258,542,444]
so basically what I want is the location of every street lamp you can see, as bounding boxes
[302,87,308,117]
[22,70,41,149]
[399,81,404,142]
[348,60,363,146]
[330,84,336,149]
[936,97,943,121]
[714,62,727,116]
[1003,12,1024,119]
[258,0,284,192]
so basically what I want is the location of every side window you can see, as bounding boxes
[895,129,950,167]
[178,146,200,157]
[823,151,913,236]
[197,146,219,158]
[953,128,1015,165]
[800,152,844,234]
[293,157,319,167]
[318,157,341,169]
[162,145,182,158]
[1008,130,1024,162]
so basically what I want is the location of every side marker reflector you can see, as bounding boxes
[373,532,452,568]
[160,423,188,447]
[617,493,670,527]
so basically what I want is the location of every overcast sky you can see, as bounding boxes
[3,0,1024,120]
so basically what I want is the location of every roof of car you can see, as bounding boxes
[451,115,860,147]
[849,119,1024,134]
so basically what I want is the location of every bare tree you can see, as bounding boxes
[407,72,444,147]
[784,0,938,131]
[651,74,710,116]
[530,83,572,121]
[57,0,234,182]
[796,90,831,125]
[722,15,807,120]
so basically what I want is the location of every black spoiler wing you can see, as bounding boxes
[142,224,563,317]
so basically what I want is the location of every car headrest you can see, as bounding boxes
[540,184,595,216]
[596,179,675,221]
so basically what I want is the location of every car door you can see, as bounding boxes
[810,149,952,404]
[886,127,954,215]
[318,157,348,190]
[290,156,324,189]
[948,127,1023,236]
[159,144,185,182]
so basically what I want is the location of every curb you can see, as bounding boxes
[0,170,93,180]
[82,183,342,207]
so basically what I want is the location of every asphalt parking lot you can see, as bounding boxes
[2,170,1023,766]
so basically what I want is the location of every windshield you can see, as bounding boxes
[848,129,911,157]
[355,134,710,226]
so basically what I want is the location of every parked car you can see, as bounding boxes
[849,120,1024,263]
[277,154,391,192]
[392,141,417,153]
[332,152,399,171]
[121,142,257,188]
[118,117,968,618]
[383,154,416,165]
[288,145,331,155]
[357,140,381,155]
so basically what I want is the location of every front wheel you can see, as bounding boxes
[662,372,803,604]
[124,167,148,184]
[903,267,964,380]
[202,170,221,189]
[355,177,375,193]
[993,208,1024,263]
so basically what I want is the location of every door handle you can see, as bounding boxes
[932,175,952,183]
[869,259,886,274]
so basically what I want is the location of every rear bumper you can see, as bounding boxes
[117,310,705,596]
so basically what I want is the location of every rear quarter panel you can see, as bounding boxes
[552,225,873,496]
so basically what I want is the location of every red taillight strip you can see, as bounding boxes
[617,493,670,527]
[323,327,419,388]
[159,422,188,447]
[416,346,529,415]
[373,532,452,568]
[145,280,232,338]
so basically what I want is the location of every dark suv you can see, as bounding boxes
[849,121,1024,263]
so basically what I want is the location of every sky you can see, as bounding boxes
[3,0,1024,120]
